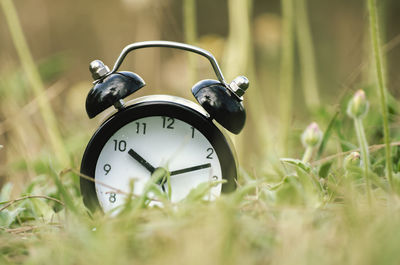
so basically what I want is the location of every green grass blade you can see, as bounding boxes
[367,0,393,188]
[317,111,339,158]
[49,167,78,215]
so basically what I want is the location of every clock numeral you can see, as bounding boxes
[103,164,111,175]
[135,122,147,134]
[206,148,214,159]
[113,140,127,152]
[191,126,195,138]
[109,192,116,203]
[162,117,175,129]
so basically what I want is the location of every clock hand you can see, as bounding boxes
[128,148,156,173]
[170,163,212,176]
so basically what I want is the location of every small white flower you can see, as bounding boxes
[344,151,361,169]
[301,122,323,148]
[347,89,369,119]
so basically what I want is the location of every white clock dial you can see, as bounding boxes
[94,116,222,212]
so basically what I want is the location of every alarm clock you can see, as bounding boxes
[80,41,249,213]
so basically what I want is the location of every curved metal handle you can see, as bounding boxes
[110,41,227,85]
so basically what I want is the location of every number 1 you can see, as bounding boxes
[191,126,195,138]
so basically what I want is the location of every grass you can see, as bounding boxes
[295,0,320,110]
[279,0,294,156]
[367,0,393,188]
[183,0,198,84]
[1,0,69,167]
[1,0,400,264]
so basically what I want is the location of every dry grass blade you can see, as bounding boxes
[66,169,162,202]
[0,81,65,136]
[0,195,64,212]
[312,141,400,165]
[4,224,63,234]
[0,0,69,165]
[64,168,131,196]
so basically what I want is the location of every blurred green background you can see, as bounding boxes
[0,0,399,192]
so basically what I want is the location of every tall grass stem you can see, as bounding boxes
[1,0,69,166]
[224,0,268,160]
[354,118,372,204]
[295,0,320,110]
[367,0,393,188]
[183,0,197,84]
[279,0,295,156]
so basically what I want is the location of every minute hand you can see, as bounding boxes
[170,163,212,176]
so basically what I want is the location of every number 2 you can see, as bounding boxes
[206,148,214,159]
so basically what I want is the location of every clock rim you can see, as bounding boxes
[80,95,237,212]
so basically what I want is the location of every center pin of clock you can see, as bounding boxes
[153,167,169,187]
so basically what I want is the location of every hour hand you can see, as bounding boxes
[128,148,155,173]
[170,163,212,176]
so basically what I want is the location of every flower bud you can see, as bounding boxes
[301,122,323,148]
[347,89,369,119]
[344,151,361,169]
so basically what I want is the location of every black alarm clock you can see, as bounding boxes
[80,41,249,212]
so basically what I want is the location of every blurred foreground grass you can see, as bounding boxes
[2,167,400,265]
[1,0,400,264]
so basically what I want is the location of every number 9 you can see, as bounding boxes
[104,164,111,175]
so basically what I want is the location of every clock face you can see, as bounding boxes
[94,116,222,212]
[80,96,237,213]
